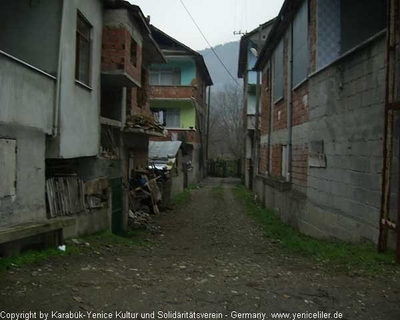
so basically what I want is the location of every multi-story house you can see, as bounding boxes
[0,0,104,254]
[237,19,275,190]
[248,0,389,246]
[149,27,213,187]
[99,1,165,234]
[0,0,165,254]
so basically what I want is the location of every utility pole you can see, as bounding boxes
[206,86,211,165]
[253,24,262,183]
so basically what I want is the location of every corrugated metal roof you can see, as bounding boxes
[149,141,182,159]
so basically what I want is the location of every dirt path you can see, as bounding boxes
[0,178,400,319]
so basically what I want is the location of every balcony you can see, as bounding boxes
[0,50,55,134]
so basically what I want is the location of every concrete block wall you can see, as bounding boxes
[253,0,388,245]
[306,34,386,242]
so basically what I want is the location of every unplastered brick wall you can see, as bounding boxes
[291,143,308,190]
[129,68,151,117]
[259,145,269,174]
[292,81,309,126]
[271,144,282,178]
[102,28,142,84]
[151,130,200,144]
[273,99,288,131]
[150,86,196,99]
[130,147,148,171]
[261,71,271,136]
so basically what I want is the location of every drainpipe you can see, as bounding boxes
[267,60,272,175]
[53,0,66,137]
[287,23,294,182]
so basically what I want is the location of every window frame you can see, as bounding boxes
[75,11,92,86]
[273,40,284,103]
[292,0,310,88]
[131,37,138,67]
[152,108,181,128]
[149,68,181,86]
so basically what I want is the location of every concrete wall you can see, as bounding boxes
[0,125,47,228]
[64,207,110,239]
[47,0,103,159]
[254,34,387,244]
[0,53,55,134]
[0,0,62,76]
[306,34,386,242]
[171,175,184,198]
[0,50,56,228]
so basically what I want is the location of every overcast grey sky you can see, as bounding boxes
[129,0,284,51]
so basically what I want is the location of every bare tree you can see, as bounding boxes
[208,84,244,159]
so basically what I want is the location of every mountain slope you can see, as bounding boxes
[199,41,242,92]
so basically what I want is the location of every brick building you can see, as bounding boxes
[249,0,391,244]
[148,26,213,187]
[238,19,276,190]
[0,0,166,253]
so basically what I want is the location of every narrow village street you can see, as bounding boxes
[0,179,399,320]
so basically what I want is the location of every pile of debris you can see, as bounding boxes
[128,210,163,234]
[125,114,165,135]
[128,210,151,229]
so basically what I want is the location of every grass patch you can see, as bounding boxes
[171,189,191,205]
[0,246,78,272]
[212,186,224,198]
[234,185,398,275]
[0,229,150,272]
[80,229,151,248]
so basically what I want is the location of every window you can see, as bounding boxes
[75,12,92,85]
[152,108,180,127]
[292,0,309,87]
[273,40,284,101]
[317,0,386,70]
[150,68,181,86]
[317,0,341,69]
[131,38,137,67]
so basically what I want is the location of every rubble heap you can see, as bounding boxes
[125,114,164,134]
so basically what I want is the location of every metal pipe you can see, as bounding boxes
[287,21,294,182]
[267,60,272,175]
[53,0,66,138]
[379,0,395,253]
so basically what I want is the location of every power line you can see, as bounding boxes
[179,0,241,87]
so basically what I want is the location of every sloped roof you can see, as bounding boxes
[149,141,182,159]
[254,0,305,71]
[150,25,213,86]
[237,18,276,78]
[103,0,166,64]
